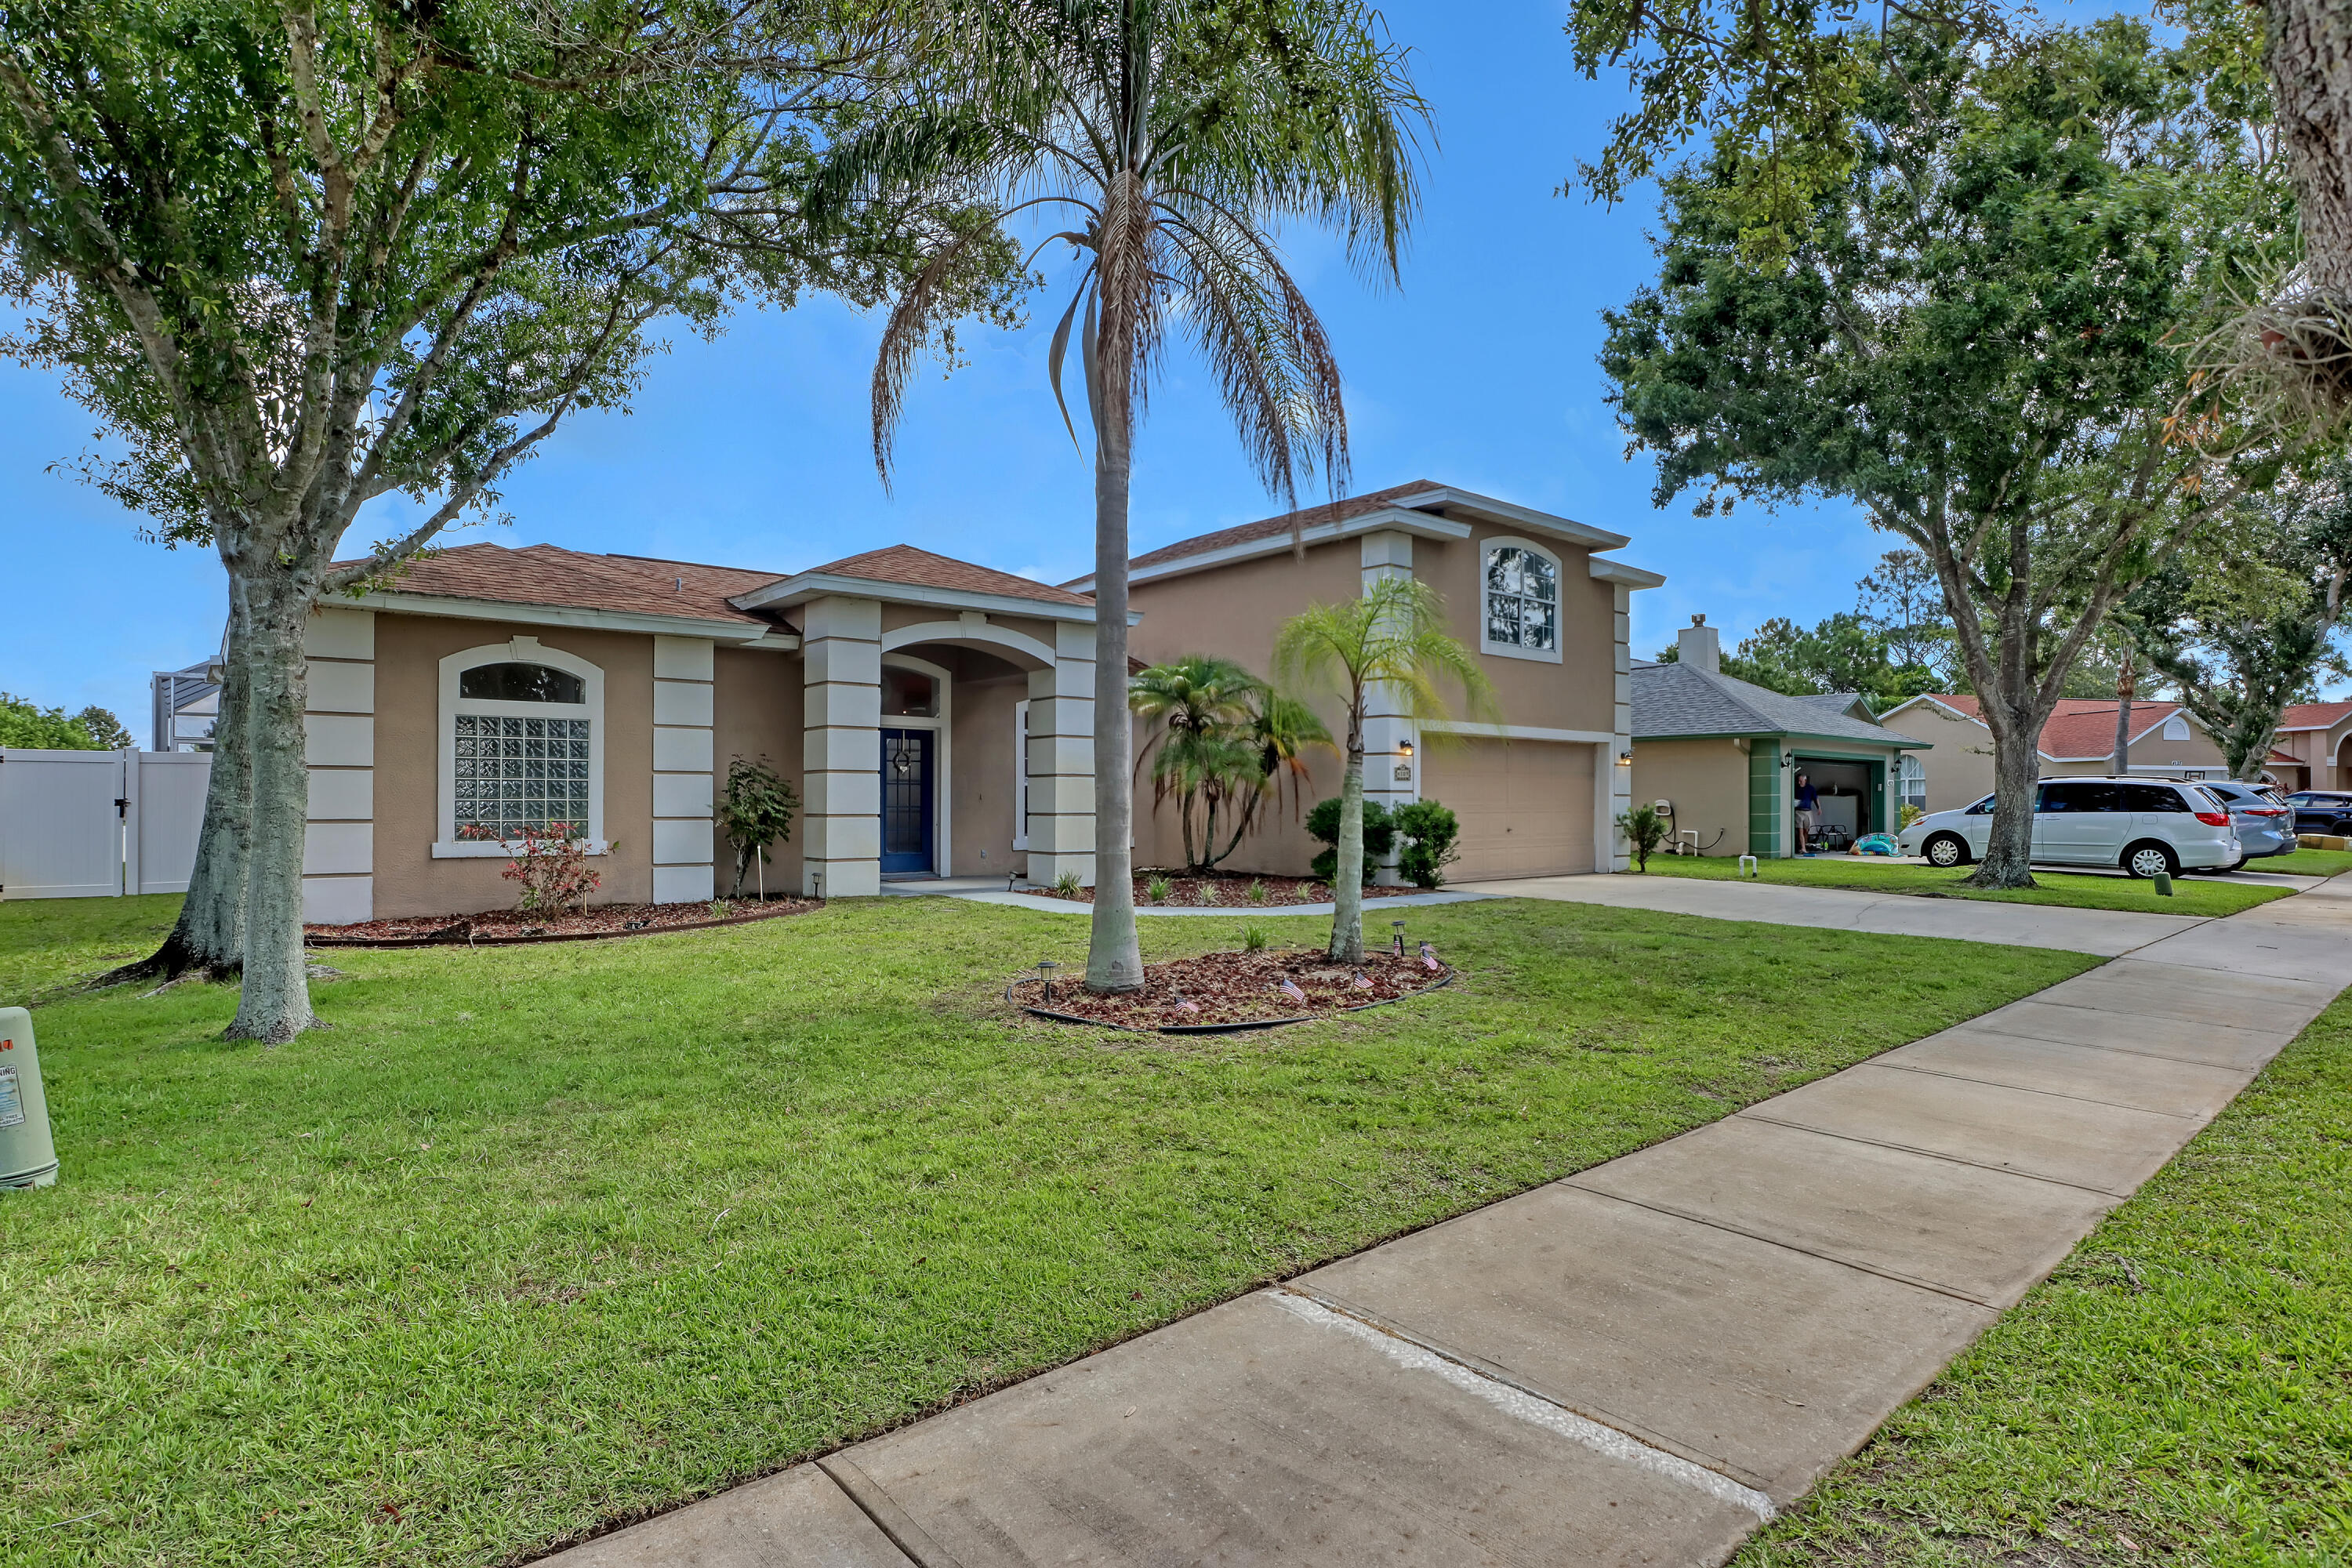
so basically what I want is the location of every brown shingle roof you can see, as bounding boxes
[803,543,1094,608]
[2279,700,2352,731]
[1915,695,2198,759]
[1122,480,1447,572]
[364,543,778,626]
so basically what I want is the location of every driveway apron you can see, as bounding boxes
[543,878,2352,1568]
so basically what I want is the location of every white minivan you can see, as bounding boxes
[1899,778,2241,878]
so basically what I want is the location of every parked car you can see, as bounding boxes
[1899,777,2240,878]
[2284,790,2352,837]
[2197,779,2296,859]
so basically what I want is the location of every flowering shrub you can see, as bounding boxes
[460,820,601,914]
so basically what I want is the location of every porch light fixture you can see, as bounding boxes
[1398,739,1414,758]
[1617,749,1633,765]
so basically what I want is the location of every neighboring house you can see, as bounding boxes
[151,660,221,751]
[1629,619,1924,858]
[293,541,1103,923]
[1875,695,2278,813]
[2268,701,2352,793]
[1085,481,1665,880]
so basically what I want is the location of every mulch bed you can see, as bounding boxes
[1012,946,1453,1033]
[1021,874,1424,907]
[304,896,821,948]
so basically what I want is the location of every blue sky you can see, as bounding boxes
[1,0,1904,740]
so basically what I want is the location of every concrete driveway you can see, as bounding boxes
[545,879,2352,1568]
[1457,871,2212,956]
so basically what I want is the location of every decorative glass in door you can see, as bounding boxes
[880,728,935,873]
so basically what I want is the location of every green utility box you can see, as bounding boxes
[0,1007,57,1188]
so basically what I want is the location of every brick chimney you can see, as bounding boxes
[1677,614,1721,675]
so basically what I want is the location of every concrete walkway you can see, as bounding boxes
[546,881,2352,1568]
[880,875,1493,918]
[1458,871,2212,955]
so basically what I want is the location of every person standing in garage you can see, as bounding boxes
[1794,770,1820,855]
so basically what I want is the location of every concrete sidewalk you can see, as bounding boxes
[1457,870,2212,955]
[546,883,2352,1568]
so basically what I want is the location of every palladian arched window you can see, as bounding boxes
[437,640,605,855]
[1482,538,1562,661]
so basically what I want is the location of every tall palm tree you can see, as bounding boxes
[1275,577,1493,963]
[825,0,1425,991]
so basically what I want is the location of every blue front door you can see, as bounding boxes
[880,728,935,873]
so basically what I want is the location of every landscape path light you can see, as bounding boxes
[1391,920,1407,957]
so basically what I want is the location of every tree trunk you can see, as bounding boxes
[140,585,256,980]
[225,584,318,1041]
[1329,731,1367,964]
[1084,368,1143,993]
[2271,0,2352,299]
[1969,721,2043,887]
[2111,655,2134,778]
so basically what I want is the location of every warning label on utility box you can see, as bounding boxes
[0,1065,22,1129]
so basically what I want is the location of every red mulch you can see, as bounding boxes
[1022,874,1423,907]
[304,896,820,947]
[1014,946,1452,1031]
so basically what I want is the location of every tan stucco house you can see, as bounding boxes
[297,542,1104,923]
[1078,481,1665,881]
[2267,701,2352,793]
[1628,619,1925,858]
[293,480,1663,923]
[1874,694,2296,813]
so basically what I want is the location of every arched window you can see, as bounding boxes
[2161,712,2190,742]
[1482,538,1562,662]
[436,639,605,855]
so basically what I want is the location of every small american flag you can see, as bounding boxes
[1420,942,1441,972]
[1278,977,1308,1003]
[1174,995,1201,1014]
[1352,971,1374,991]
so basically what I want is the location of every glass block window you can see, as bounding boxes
[1485,545,1559,652]
[454,714,593,838]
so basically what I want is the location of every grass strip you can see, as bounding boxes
[1636,851,2296,916]
[0,894,2088,1566]
[1740,987,2352,1566]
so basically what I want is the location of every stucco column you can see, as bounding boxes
[1599,583,1634,871]
[802,594,883,898]
[1359,530,1416,883]
[652,636,717,904]
[1025,619,1097,887]
[301,606,376,923]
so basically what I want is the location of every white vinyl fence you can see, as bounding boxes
[0,749,212,899]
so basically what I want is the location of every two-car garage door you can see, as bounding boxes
[1419,739,1596,880]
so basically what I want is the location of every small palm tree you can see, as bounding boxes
[1275,577,1494,962]
[1133,655,1333,873]
[826,0,1424,991]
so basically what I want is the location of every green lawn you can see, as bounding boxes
[1740,990,2352,1566]
[2265,845,2352,878]
[1639,851,2299,916]
[0,891,185,998]
[0,895,2092,1567]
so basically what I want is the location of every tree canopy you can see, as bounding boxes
[1601,14,2287,884]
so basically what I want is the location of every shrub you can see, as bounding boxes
[1617,803,1669,872]
[1306,797,1396,884]
[718,757,798,898]
[1393,800,1461,889]
[1899,801,1926,829]
[464,820,601,913]
[1246,877,1267,904]
[1053,869,1083,898]
[1146,875,1173,903]
[1240,923,1269,952]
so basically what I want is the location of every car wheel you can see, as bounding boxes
[2123,840,2180,880]
[1923,832,1970,868]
